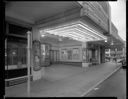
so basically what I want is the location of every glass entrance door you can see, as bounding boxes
[50,50,59,64]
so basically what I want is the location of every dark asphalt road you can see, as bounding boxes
[85,68,126,99]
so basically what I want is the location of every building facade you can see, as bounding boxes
[5,1,124,86]
[105,41,126,60]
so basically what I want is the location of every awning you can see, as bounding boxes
[40,21,107,42]
[107,22,125,48]
[109,34,125,48]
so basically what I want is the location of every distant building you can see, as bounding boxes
[123,41,126,57]
[105,41,126,60]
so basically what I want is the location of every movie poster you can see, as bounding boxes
[33,40,41,71]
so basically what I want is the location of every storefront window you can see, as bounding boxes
[7,48,18,65]
[61,48,81,61]
[111,48,115,51]
[105,49,109,52]
[7,42,27,69]
[117,48,122,51]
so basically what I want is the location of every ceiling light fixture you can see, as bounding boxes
[105,39,107,42]
[41,34,45,37]
[111,41,114,45]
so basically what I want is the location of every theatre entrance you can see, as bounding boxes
[50,50,60,64]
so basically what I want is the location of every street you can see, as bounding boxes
[85,68,126,99]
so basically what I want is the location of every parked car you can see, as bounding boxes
[122,60,126,69]
[105,56,110,62]
[118,58,126,69]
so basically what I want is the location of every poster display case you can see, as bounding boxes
[82,48,90,63]
[33,40,41,71]
[67,49,72,60]
[72,48,80,60]
[61,47,81,61]
[61,49,67,60]
[40,43,51,66]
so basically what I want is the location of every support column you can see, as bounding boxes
[82,42,89,68]
[101,46,105,63]
[32,27,42,81]
[98,45,101,64]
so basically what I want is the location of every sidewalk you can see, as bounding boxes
[5,62,122,97]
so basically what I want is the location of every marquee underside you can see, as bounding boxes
[40,21,107,42]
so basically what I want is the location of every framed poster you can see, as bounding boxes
[41,44,45,66]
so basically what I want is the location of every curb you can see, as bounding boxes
[81,65,122,97]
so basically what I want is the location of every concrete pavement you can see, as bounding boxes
[5,62,122,97]
[86,69,126,99]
